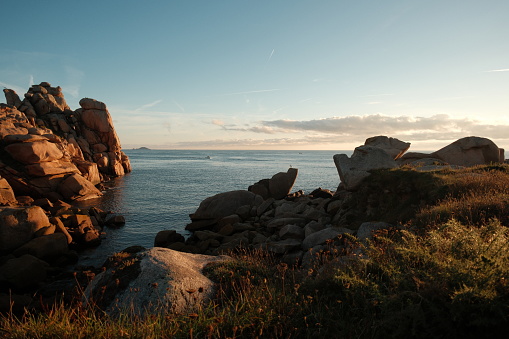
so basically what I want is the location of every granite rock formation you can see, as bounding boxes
[1,82,131,201]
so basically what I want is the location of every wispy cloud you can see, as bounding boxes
[268,49,275,62]
[0,81,25,94]
[135,99,163,111]
[215,89,281,96]
[173,99,185,112]
[63,65,84,98]
[485,68,509,72]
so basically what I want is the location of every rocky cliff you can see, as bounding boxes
[1,82,131,201]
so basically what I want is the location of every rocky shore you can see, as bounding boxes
[0,83,130,311]
[2,82,507,316]
[87,135,506,314]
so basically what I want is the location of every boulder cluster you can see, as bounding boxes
[155,135,506,268]
[0,83,130,306]
[1,83,131,200]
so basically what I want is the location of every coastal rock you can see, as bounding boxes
[364,136,410,160]
[0,177,16,205]
[2,89,22,108]
[57,173,102,201]
[4,140,63,164]
[249,168,298,200]
[84,247,230,315]
[13,233,69,260]
[1,83,131,204]
[154,230,186,248]
[334,146,398,190]
[0,206,50,252]
[431,136,503,166]
[0,254,49,289]
[191,190,263,221]
[301,227,353,250]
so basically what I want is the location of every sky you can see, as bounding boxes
[1,0,509,151]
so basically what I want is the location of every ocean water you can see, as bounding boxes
[77,149,351,266]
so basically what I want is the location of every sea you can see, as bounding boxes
[76,149,351,266]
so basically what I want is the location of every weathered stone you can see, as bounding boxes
[334,145,398,190]
[154,230,185,248]
[431,136,503,166]
[33,224,56,237]
[249,168,298,200]
[79,98,107,111]
[0,254,49,289]
[0,178,16,205]
[3,89,22,108]
[364,136,411,160]
[84,248,230,315]
[13,233,68,259]
[57,174,102,201]
[4,140,63,164]
[26,160,80,177]
[266,217,307,229]
[257,198,275,216]
[304,220,326,237]
[302,227,353,250]
[279,224,305,240]
[191,190,262,220]
[105,214,126,227]
[0,206,50,252]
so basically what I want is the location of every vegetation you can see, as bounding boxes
[2,164,509,338]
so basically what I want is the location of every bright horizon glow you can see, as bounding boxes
[1,1,508,153]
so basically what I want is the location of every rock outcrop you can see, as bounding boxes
[84,247,230,315]
[1,83,131,202]
[334,145,398,190]
[248,168,298,199]
[0,83,130,298]
[399,136,505,167]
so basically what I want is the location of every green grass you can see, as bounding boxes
[2,164,509,338]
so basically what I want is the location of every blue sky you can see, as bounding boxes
[1,1,509,151]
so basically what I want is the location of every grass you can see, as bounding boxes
[2,164,509,338]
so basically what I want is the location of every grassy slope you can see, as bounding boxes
[2,164,509,338]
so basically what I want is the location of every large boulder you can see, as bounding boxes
[431,136,503,166]
[364,136,410,160]
[13,233,69,259]
[191,190,263,220]
[84,247,229,315]
[57,173,102,201]
[4,140,63,164]
[334,146,398,190]
[0,254,49,289]
[249,168,298,200]
[0,206,51,252]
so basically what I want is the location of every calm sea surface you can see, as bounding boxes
[77,149,351,265]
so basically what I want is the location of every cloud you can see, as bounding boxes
[0,81,25,94]
[215,88,281,96]
[486,68,509,72]
[135,99,163,111]
[212,119,225,126]
[268,49,275,62]
[63,65,84,98]
[215,114,509,142]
